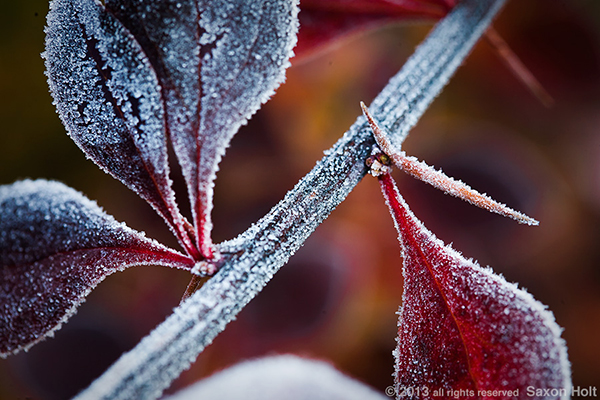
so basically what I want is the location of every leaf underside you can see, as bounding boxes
[0,180,195,357]
[378,174,570,399]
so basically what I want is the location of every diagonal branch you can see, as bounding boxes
[75,0,506,398]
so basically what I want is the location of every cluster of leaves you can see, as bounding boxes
[0,0,571,398]
[2,0,299,355]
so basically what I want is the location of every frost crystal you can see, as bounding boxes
[72,1,519,398]
[44,0,195,255]
[104,0,299,257]
[378,174,571,399]
[0,180,195,357]
[361,101,539,226]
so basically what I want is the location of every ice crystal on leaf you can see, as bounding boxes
[44,0,198,257]
[103,0,300,257]
[44,0,299,258]
[2,0,300,359]
[378,174,570,399]
[0,180,195,357]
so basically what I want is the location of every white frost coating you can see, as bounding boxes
[0,179,167,265]
[382,179,571,398]
[0,180,195,357]
[163,355,388,400]
[44,0,191,251]
[360,102,539,225]
[187,0,299,253]
[394,152,539,225]
[101,0,300,257]
[75,1,509,399]
[368,0,507,151]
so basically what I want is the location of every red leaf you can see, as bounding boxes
[44,0,199,258]
[296,0,456,60]
[0,180,197,357]
[104,0,299,258]
[378,174,570,399]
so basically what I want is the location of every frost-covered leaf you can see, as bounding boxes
[0,180,196,357]
[44,0,198,257]
[296,0,456,59]
[164,355,388,400]
[377,174,571,399]
[104,0,300,258]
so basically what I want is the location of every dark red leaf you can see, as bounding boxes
[296,0,456,60]
[44,0,198,257]
[0,180,196,357]
[378,173,570,399]
[104,0,300,258]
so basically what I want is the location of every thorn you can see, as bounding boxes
[485,27,554,108]
[181,274,208,303]
[361,101,395,158]
[360,102,539,226]
[180,249,222,303]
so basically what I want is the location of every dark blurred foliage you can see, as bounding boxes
[1,1,600,399]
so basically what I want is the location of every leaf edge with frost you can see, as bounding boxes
[43,0,198,257]
[0,179,197,358]
[376,173,571,398]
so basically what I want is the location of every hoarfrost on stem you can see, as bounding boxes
[74,1,512,398]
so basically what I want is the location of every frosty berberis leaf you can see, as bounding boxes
[44,0,198,258]
[377,174,571,399]
[104,0,300,258]
[0,180,196,357]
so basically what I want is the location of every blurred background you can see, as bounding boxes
[1,0,599,398]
